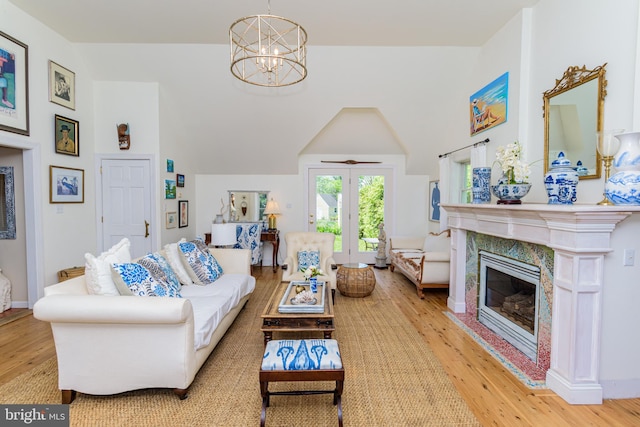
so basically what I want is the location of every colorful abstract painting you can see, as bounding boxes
[470,72,509,136]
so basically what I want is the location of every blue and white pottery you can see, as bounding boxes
[472,167,492,204]
[544,152,579,204]
[490,182,531,203]
[612,132,640,171]
[605,172,640,205]
[575,161,588,176]
[310,277,318,293]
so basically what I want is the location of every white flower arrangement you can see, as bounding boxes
[495,141,531,184]
[303,265,323,280]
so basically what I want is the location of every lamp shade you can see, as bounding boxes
[211,223,237,247]
[264,199,281,215]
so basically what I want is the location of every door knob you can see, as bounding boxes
[144,220,150,238]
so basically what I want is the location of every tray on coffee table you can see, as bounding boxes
[278,281,326,313]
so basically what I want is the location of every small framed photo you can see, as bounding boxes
[166,159,174,172]
[0,31,29,136]
[48,60,75,110]
[166,212,177,229]
[179,200,189,228]
[429,180,440,223]
[176,174,185,187]
[54,115,79,156]
[165,179,176,199]
[50,165,84,203]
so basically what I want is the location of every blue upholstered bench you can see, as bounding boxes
[259,339,344,427]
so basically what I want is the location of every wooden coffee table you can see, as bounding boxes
[260,281,335,345]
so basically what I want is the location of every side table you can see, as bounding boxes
[336,263,376,297]
[261,229,280,272]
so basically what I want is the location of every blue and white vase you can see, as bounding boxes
[544,152,579,204]
[605,131,640,205]
[309,277,318,293]
[472,167,492,204]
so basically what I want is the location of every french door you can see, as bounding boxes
[307,167,392,265]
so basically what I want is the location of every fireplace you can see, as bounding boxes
[478,251,540,361]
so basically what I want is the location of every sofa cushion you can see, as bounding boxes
[164,239,194,285]
[111,262,182,297]
[137,252,182,294]
[84,238,131,296]
[422,233,450,253]
[297,250,320,272]
[178,241,223,285]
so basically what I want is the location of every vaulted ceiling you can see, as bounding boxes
[9,0,539,46]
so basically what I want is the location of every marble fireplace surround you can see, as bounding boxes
[442,203,640,405]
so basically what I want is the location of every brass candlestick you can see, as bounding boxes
[597,155,615,205]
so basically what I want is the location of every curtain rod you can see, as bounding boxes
[438,138,490,158]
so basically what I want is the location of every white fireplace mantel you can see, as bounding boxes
[442,203,640,405]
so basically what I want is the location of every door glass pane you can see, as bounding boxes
[315,175,343,253]
[357,175,384,252]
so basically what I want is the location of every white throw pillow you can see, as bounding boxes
[422,232,450,253]
[164,239,195,285]
[84,238,132,295]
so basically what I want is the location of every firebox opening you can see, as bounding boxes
[485,267,536,334]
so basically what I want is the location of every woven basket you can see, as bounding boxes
[57,266,85,282]
[336,265,376,298]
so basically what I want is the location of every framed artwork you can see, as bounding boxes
[166,159,174,172]
[179,200,189,228]
[0,166,16,239]
[166,212,177,229]
[49,165,84,203]
[0,31,29,136]
[48,60,75,110]
[54,115,79,156]
[470,72,509,136]
[429,180,440,223]
[176,174,185,187]
[165,179,176,199]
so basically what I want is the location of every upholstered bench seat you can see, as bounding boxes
[260,339,344,426]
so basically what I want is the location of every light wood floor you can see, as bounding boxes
[2,267,639,426]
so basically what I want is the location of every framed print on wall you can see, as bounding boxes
[0,31,29,136]
[165,179,176,199]
[50,165,84,203]
[179,200,188,228]
[429,180,440,223]
[470,72,509,136]
[176,174,185,187]
[54,115,79,156]
[48,60,75,110]
[166,212,177,229]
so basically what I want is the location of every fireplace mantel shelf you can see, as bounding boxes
[442,202,640,405]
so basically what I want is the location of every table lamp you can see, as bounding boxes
[211,223,237,248]
[264,198,281,230]
[596,129,624,205]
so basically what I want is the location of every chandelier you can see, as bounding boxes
[229,2,307,87]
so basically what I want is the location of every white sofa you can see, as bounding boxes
[389,230,451,298]
[33,247,254,404]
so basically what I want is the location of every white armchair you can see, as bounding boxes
[281,232,337,297]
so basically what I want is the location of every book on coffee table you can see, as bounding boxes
[278,281,326,313]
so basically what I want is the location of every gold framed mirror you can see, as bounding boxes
[543,64,607,179]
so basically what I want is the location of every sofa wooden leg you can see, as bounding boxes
[61,389,76,404]
[173,388,189,400]
[416,287,425,299]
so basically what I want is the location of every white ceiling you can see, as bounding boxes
[9,0,539,46]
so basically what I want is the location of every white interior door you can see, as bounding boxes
[101,159,152,258]
[308,167,392,265]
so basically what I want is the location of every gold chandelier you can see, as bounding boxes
[229,2,307,87]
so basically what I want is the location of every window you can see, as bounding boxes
[460,161,472,203]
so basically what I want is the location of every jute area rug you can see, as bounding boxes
[0,281,479,426]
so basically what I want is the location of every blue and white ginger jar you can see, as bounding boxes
[544,152,578,204]
[605,131,640,205]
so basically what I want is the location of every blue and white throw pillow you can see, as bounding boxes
[111,262,182,297]
[137,252,182,296]
[298,250,320,272]
[178,241,224,285]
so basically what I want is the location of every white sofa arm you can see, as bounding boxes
[208,248,251,275]
[423,251,450,262]
[389,236,425,250]
[34,295,192,324]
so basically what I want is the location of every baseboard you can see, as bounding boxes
[546,369,603,404]
[602,378,640,399]
[10,301,28,309]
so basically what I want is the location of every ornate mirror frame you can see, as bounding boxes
[543,64,607,179]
